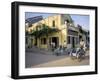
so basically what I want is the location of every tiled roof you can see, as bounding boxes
[25,16,43,27]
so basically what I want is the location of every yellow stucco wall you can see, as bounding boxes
[27,14,68,49]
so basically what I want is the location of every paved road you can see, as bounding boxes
[32,55,89,68]
[25,49,89,68]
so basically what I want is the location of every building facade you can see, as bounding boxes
[25,14,89,50]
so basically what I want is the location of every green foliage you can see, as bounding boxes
[30,24,59,38]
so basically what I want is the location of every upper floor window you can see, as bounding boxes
[52,20,55,27]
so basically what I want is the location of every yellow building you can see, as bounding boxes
[25,14,81,49]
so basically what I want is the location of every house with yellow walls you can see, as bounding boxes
[25,14,89,50]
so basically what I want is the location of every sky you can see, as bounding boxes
[25,12,89,30]
[70,14,89,30]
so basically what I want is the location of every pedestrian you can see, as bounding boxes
[51,42,55,51]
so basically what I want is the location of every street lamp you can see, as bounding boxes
[64,20,68,26]
[64,20,70,27]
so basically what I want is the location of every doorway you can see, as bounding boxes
[52,37,59,48]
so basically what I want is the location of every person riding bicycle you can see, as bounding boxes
[80,39,85,49]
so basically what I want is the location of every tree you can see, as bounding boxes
[30,24,60,49]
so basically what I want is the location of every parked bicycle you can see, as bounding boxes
[54,46,71,56]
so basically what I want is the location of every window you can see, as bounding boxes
[67,36,70,44]
[41,38,46,44]
[52,20,55,27]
